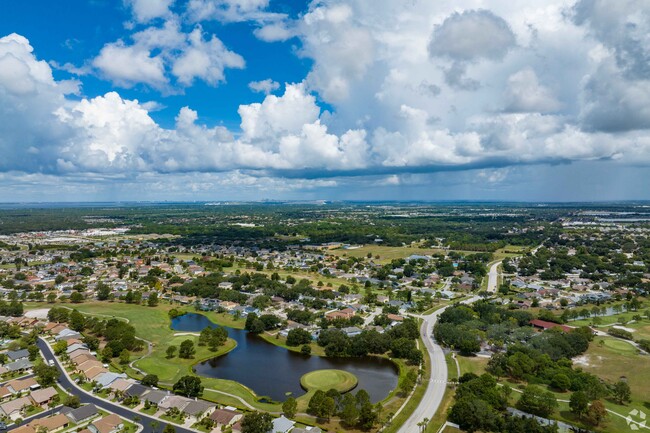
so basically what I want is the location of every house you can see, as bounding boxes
[6,377,38,394]
[325,308,356,320]
[29,386,58,406]
[77,360,104,374]
[342,327,362,337]
[107,378,133,393]
[124,383,150,399]
[6,349,29,362]
[63,403,100,424]
[89,414,123,433]
[142,389,170,406]
[271,415,295,433]
[66,343,88,354]
[55,328,81,341]
[529,319,574,333]
[0,396,31,419]
[0,386,12,401]
[94,372,127,389]
[209,408,243,428]
[28,413,70,432]
[291,428,323,433]
[386,313,404,322]
[159,395,192,411]
[83,366,108,381]
[69,350,93,363]
[5,359,33,373]
[182,400,215,419]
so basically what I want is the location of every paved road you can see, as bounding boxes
[37,338,196,433]
[396,297,480,433]
[486,261,501,293]
[395,307,449,433]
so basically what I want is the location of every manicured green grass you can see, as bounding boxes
[140,406,158,415]
[258,332,325,357]
[209,312,246,330]
[135,334,237,384]
[300,369,358,393]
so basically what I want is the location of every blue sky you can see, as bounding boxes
[0,0,649,202]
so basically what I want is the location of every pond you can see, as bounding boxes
[171,313,399,402]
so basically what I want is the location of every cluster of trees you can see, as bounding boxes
[448,373,559,433]
[315,318,422,363]
[307,388,381,429]
[434,302,536,355]
[486,342,606,399]
[0,300,24,316]
[240,412,273,433]
[48,307,144,358]
[245,312,282,334]
[198,326,228,351]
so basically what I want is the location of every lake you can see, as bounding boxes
[171,313,398,402]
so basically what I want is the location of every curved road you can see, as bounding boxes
[37,338,196,433]
[486,260,501,293]
[396,296,480,433]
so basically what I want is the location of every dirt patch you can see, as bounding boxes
[573,355,591,367]
[25,308,49,319]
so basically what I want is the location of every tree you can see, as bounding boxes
[341,393,359,426]
[119,349,131,365]
[53,340,68,355]
[163,425,176,433]
[141,374,159,387]
[551,373,571,392]
[69,310,85,331]
[286,328,312,346]
[178,339,195,359]
[70,292,84,303]
[569,391,589,419]
[611,380,631,404]
[96,283,111,301]
[282,397,297,418]
[33,363,58,387]
[148,292,159,307]
[166,345,177,358]
[46,292,57,303]
[83,335,100,351]
[241,412,273,433]
[301,344,311,355]
[585,400,608,426]
[101,346,114,362]
[173,375,203,398]
[516,385,558,418]
[63,395,81,408]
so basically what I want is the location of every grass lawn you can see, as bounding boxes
[258,332,326,357]
[332,245,447,264]
[300,369,358,393]
[134,334,237,384]
[577,336,650,407]
[140,406,158,416]
[456,355,489,376]
[209,312,246,330]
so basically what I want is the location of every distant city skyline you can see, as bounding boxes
[0,1,649,201]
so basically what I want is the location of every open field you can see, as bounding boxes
[300,369,358,393]
[456,355,489,377]
[332,245,446,263]
[578,337,650,404]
